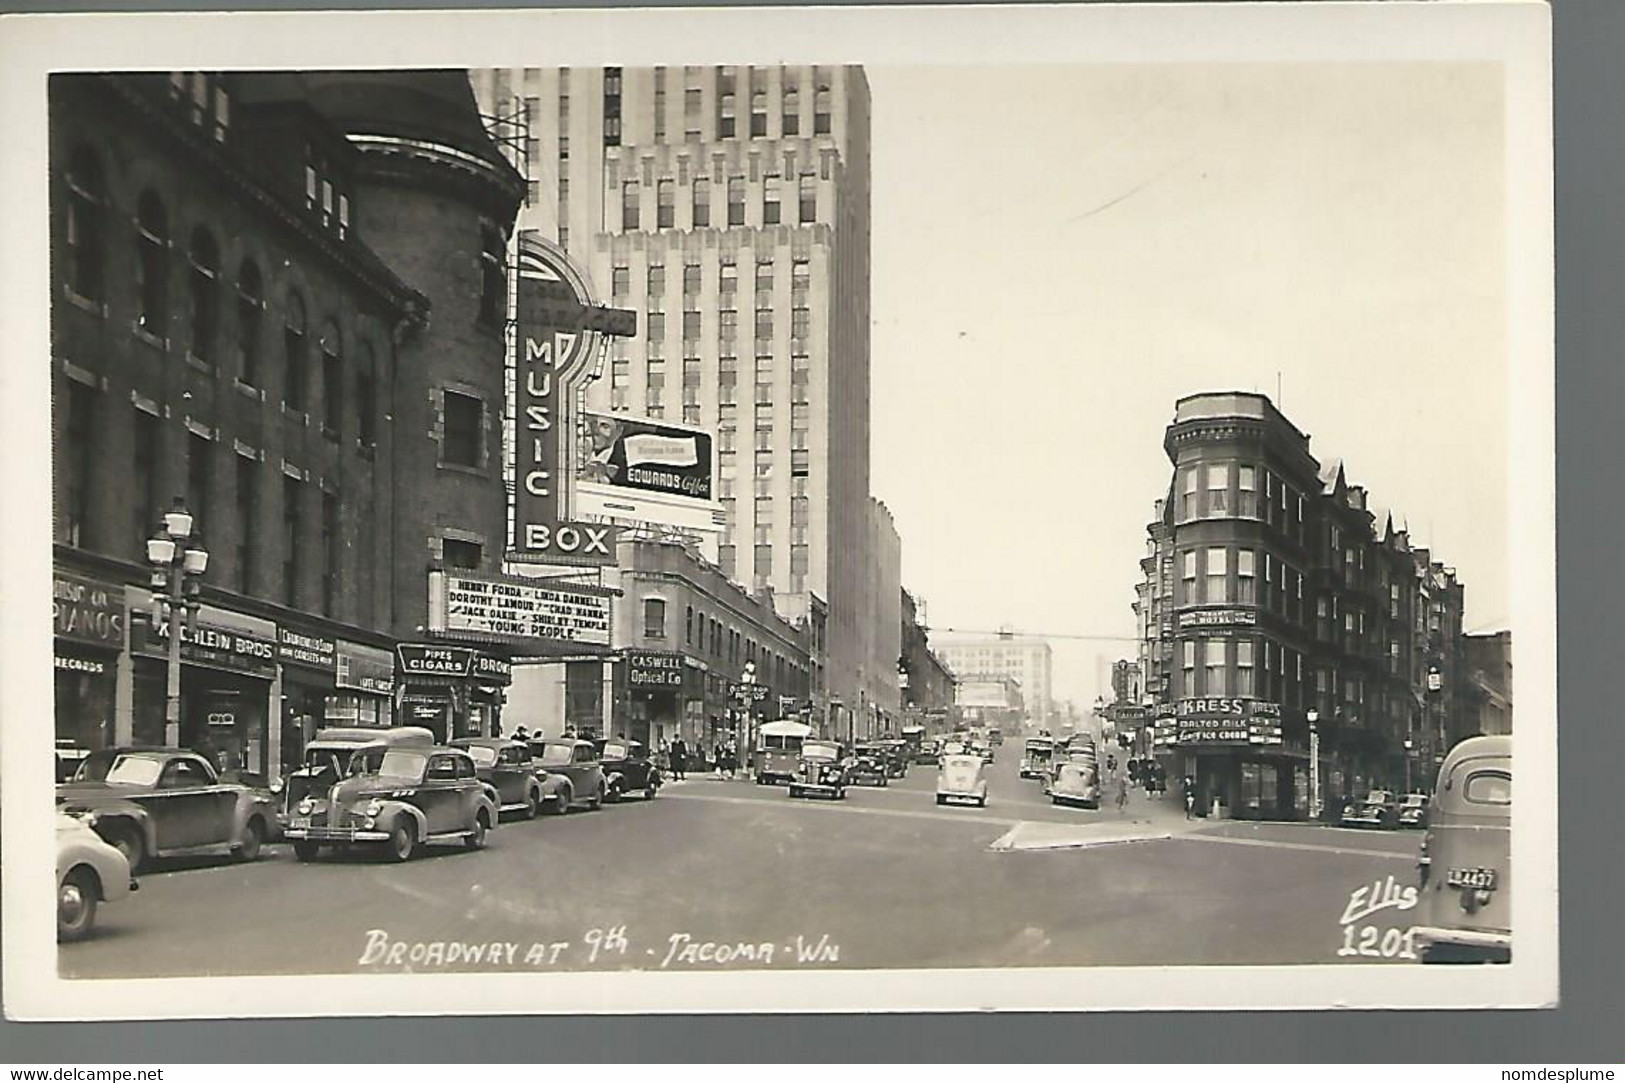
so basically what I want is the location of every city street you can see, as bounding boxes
[60,750,1427,979]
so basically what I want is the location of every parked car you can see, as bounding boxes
[56,811,137,941]
[787,739,848,799]
[275,726,435,828]
[847,743,891,787]
[1049,758,1101,809]
[527,738,608,811]
[1414,735,1512,964]
[1396,792,1430,829]
[283,746,498,862]
[452,737,548,819]
[936,751,989,808]
[596,738,662,802]
[55,739,92,782]
[1340,789,1400,830]
[913,738,942,766]
[58,747,276,873]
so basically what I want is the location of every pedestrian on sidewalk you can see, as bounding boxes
[670,736,688,781]
[1182,775,1196,819]
[1115,774,1129,815]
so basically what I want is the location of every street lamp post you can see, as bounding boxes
[1403,737,1414,793]
[145,497,210,748]
[1307,708,1321,822]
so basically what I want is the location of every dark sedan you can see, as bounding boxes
[596,738,662,802]
[452,738,549,819]
[57,748,275,872]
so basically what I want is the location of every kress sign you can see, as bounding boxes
[511,237,635,566]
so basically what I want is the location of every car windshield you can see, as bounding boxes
[463,746,499,767]
[1402,795,1426,807]
[100,754,164,786]
[535,744,574,766]
[803,743,839,760]
[303,747,352,771]
[374,749,428,782]
[601,742,628,760]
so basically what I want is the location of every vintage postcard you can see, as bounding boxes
[0,1,1555,1018]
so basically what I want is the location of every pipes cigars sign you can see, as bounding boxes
[511,236,636,565]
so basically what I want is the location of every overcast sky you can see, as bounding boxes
[866,63,1507,710]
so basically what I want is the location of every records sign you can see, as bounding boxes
[432,571,611,647]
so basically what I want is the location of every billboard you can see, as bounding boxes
[574,411,725,533]
[428,571,612,647]
[956,681,1018,710]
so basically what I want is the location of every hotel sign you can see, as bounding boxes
[434,571,611,647]
[1177,608,1258,629]
[510,238,633,566]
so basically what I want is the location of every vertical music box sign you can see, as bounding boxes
[511,236,636,565]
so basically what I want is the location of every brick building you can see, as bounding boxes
[1132,392,1471,819]
[900,589,956,734]
[49,70,523,778]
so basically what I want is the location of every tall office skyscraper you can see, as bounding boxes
[472,65,898,732]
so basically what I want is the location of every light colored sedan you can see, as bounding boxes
[56,811,137,941]
[936,752,989,808]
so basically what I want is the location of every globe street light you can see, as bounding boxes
[146,496,209,748]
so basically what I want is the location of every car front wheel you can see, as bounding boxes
[387,822,416,862]
[465,812,489,850]
[524,790,540,820]
[108,825,145,874]
[57,868,98,941]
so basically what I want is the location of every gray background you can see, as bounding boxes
[3,0,1619,1063]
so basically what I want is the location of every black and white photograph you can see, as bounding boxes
[1,1,1555,1018]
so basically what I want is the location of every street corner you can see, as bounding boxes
[988,819,1178,853]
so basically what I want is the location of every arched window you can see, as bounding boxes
[135,191,169,337]
[355,341,377,449]
[319,320,343,438]
[236,260,263,386]
[188,227,219,364]
[64,147,104,302]
[283,292,307,412]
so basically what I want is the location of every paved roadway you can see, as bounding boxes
[60,748,1426,978]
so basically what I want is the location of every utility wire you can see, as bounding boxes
[932,627,1141,643]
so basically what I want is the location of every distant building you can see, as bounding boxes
[955,677,1024,735]
[935,633,1054,729]
[900,589,956,731]
[1462,631,1512,737]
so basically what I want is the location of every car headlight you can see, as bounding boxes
[269,780,284,795]
[365,800,384,816]
[297,798,314,815]
[363,817,376,829]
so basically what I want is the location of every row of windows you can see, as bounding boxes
[616,258,812,299]
[58,394,370,619]
[641,69,833,144]
[62,150,388,446]
[621,174,818,231]
[638,597,808,690]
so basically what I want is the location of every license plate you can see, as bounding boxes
[1446,866,1498,890]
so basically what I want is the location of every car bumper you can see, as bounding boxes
[791,782,842,794]
[937,789,983,802]
[284,825,390,843]
[1412,925,1512,963]
[1341,813,1386,827]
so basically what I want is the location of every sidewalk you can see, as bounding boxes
[988,788,1209,853]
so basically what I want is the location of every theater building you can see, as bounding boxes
[48,70,525,777]
[1136,392,1470,820]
